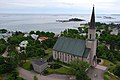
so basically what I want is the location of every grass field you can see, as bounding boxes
[22,61,32,71]
[104,71,120,80]
[46,67,71,75]
[102,59,120,80]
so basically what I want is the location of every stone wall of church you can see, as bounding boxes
[53,50,83,63]
[86,39,97,66]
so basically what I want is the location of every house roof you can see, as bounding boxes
[53,37,90,58]
[83,48,91,58]
[31,58,47,66]
[38,37,48,41]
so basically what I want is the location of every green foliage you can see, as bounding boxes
[0,39,7,55]
[8,35,26,45]
[22,61,33,71]
[113,64,120,77]
[46,67,71,75]
[50,63,62,69]
[0,29,7,33]
[26,45,45,58]
[97,45,115,62]
[0,56,18,74]
[61,29,86,39]
[70,59,90,80]
[5,70,24,80]
[0,56,4,64]
[29,31,35,34]
[104,71,120,80]
[43,70,49,75]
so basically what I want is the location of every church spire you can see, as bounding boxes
[89,5,95,29]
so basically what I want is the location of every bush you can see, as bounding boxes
[43,70,49,75]
[50,63,62,69]
[22,62,33,71]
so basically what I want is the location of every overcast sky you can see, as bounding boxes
[0,0,119,14]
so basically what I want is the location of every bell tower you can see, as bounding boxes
[86,6,97,67]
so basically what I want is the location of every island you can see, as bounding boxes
[56,18,85,22]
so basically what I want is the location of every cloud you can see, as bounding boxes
[0,0,119,13]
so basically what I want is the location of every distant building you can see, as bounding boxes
[38,37,48,42]
[31,58,48,73]
[110,28,119,35]
[31,34,38,40]
[53,6,97,67]
[24,33,29,37]
[19,40,28,48]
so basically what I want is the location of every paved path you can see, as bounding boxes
[17,67,71,80]
[87,65,108,80]
[95,65,107,71]
[17,67,37,80]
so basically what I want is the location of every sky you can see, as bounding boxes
[0,0,119,14]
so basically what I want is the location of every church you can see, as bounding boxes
[53,6,97,67]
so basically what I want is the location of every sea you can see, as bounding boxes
[0,14,120,33]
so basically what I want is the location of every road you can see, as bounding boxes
[17,67,72,80]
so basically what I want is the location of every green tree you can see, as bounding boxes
[113,64,120,77]
[29,31,35,34]
[0,56,4,64]
[70,59,90,80]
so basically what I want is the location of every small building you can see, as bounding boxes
[31,58,48,73]
[110,28,119,35]
[31,34,38,40]
[19,40,28,48]
[38,37,48,42]
[24,33,29,37]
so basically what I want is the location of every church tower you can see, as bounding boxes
[86,6,97,67]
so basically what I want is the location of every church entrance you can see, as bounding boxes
[93,55,97,67]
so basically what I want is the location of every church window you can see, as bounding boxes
[65,54,67,61]
[90,34,92,39]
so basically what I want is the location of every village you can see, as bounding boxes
[0,7,120,80]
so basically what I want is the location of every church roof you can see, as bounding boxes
[53,37,90,58]
[89,6,95,29]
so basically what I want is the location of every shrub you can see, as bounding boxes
[50,63,62,69]
[43,70,49,75]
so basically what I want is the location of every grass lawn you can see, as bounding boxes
[46,67,72,75]
[102,59,116,72]
[22,60,32,71]
[104,71,120,80]
[102,59,120,80]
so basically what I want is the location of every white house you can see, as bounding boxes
[19,40,28,48]
[110,28,119,35]
[53,6,97,67]
[31,34,38,40]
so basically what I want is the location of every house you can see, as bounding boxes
[38,37,48,42]
[53,6,97,67]
[0,32,12,40]
[110,28,119,35]
[24,33,29,37]
[18,40,28,52]
[31,34,38,40]
[19,40,28,48]
[31,58,48,73]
